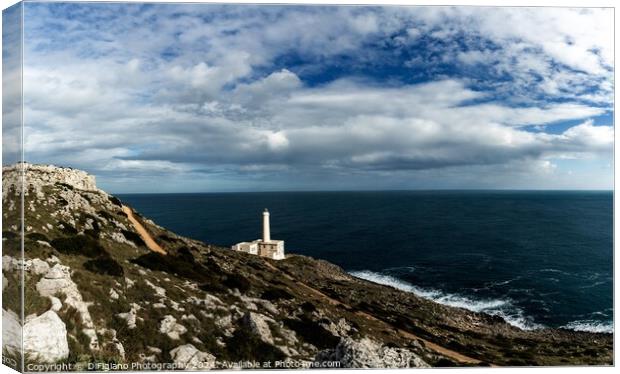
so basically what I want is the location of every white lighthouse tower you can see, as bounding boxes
[263,209,271,242]
[231,209,285,260]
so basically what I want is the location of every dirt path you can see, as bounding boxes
[263,261,487,366]
[122,205,166,255]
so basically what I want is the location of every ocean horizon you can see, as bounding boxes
[111,189,614,194]
[118,190,613,334]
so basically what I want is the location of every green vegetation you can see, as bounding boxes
[26,232,50,242]
[51,236,108,258]
[120,229,145,247]
[261,287,294,301]
[283,316,340,349]
[83,257,124,277]
[108,196,123,207]
[58,220,78,235]
[225,328,286,362]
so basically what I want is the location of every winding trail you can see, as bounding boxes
[262,260,488,366]
[122,205,166,255]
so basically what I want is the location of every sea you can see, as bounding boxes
[118,191,613,333]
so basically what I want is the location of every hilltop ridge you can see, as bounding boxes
[1,164,613,369]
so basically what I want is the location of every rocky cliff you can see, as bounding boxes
[1,164,613,369]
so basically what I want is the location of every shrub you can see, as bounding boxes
[108,196,123,207]
[24,283,52,316]
[51,236,108,258]
[199,281,227,294]
[97,210,116,221]
[131,252,213,282]
[222,273,251,293]
[84,229,99,238]
[300,301,317,312]
[26,232,49,242]
[225,327,286,362]
[55,182,74,190]
[261,287,294,301]
[121,229,146,247]
[3,231,17,239]
[283,316,340,349]
[83,257,124,277]
[58,220,78,235]
[158,234,181,243]
[82,213,100,232]
[176,246,198,262]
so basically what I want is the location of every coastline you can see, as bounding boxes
[2,164,613,367]
[349,270,613,335]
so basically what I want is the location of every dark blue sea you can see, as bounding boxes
[118,191,613,333]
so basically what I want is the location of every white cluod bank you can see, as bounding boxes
[231,209,285,260]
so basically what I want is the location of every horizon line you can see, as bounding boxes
[112,188,615,195]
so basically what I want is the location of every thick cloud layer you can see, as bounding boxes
[18,3,613,192]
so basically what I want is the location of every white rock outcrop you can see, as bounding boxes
[170,344,216,370]
[23,310,70,363]
[242,312,274,345]
[116,303,141,329]
[315,337,429,368]
[2,309,21,354]
[31,258,50,275]
[159,315,187,340]
[3,163,97,195]
[36,263,99,350]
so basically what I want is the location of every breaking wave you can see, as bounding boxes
[350,270,543,331]
[562,320,613,334]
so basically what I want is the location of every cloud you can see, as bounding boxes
[17,3,614,192]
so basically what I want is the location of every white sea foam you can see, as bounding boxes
[350,270,543,331]
[562,320,613,334]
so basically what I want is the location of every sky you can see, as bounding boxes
[3,3,614,192]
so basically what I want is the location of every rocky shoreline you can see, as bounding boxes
[2,164,613,369]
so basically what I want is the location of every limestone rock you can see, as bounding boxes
[36,263,99,350]
[315,337,429,368]
[116,303,141,329]
[3,163,97,194]
[170,344,216,370]
[2,309,21,354]
[159,315,187,340]
[23,310,70,363]
[145,279,166,297]
[50,296,63,311]
[31,258,50,275]
[242,312,274,345]
[109,288,120,300]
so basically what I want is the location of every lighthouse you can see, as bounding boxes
[231,209,285,260]
[263,209,271,242]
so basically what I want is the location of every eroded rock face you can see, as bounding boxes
[315,337,429,368]
[23,310,70,363]
[242,312,274,345]
[170,344,216,370]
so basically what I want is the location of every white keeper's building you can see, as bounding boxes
[231,209,285,260]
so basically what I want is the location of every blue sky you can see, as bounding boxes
[6,3,614,192]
